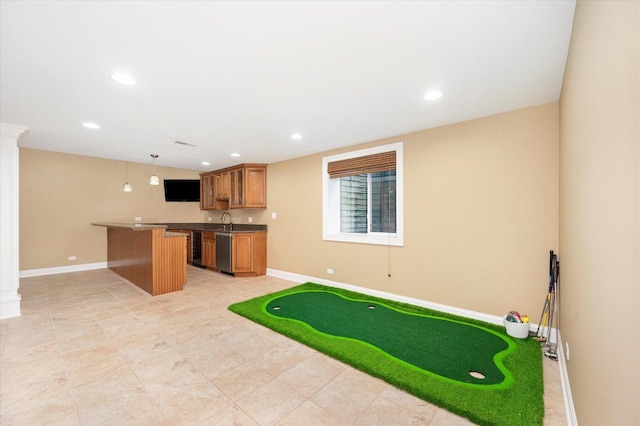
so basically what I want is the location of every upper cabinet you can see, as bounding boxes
[200,164,267,210]
[200,174,215,210]
[216,171,231,200]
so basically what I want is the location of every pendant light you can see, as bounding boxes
[123,161,133,192]
[149,154,159,185]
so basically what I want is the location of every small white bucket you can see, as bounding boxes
[503,315,530,339]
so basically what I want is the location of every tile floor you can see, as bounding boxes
[1,266,567,425]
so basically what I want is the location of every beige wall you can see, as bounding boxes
[19,149,205,270]
[559,1,639,425]
[264,103,559,318]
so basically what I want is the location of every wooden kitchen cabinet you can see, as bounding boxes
[230,167,243,208]
[242,166,267,208]
[216,172,231,199]
[202,231,216,269]
[232,232,267,277]
[200,173,215,210]
[200,164,267,210]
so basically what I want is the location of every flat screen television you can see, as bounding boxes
[163,179,200,202]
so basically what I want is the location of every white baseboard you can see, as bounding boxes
[0,289,21,319]
[556,333,578,425]
[266,267,573,422]
[19,262,108,278]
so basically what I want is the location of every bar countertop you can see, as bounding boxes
[91,222,168,230]
[91,222,268,232]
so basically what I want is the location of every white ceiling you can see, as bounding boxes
[1,1,575,172]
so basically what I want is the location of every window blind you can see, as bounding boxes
[327,151,396,179]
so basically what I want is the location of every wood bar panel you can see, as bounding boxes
[105,226,186,296]
[152,228,186,296]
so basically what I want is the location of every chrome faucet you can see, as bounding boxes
[220,212,232,231]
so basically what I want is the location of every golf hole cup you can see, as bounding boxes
[503,315,530,338]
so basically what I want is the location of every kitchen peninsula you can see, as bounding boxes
[92,222,268,295]
[91,223,187,296]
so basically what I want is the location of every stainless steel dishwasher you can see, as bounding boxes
[216,232,232,274]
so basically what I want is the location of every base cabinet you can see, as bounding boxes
[232,232,267,277]
[169,229,266,277]
[232,233,253,273]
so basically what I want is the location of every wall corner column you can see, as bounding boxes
[1,123,29,319]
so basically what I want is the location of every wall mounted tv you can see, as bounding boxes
[163,179,200,202]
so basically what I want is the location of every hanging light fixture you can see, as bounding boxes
[149,154,160,185]
[123,161,133,192]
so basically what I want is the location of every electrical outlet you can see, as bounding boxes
[271,212,277,219]
[565,342,570,360]
[134,217,142,222]
[208,217,212,221]
[68,256,76,261]
[248,217,253,223]
[327,268,334,275]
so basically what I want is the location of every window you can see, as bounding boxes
[323,142,403,246]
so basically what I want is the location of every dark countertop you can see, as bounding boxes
[148,222,268,232]
[92,222,267,233]
[91,222,167,230]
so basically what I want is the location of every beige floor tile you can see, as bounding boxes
[129,349,188,382]
[62,343,130,388]
[1,357,67,398]
[253,339,316,377]
[276,400,346,425]
[206,404,260,426]
[119,334,174,364]
[277,351,347,397]
[212,359,275,401]
[72,371,157,425]
[236,378,306,426]
[186,344,248,380]
[311,369,380,423]
[0,370,69,412]
[0,393,80,426]
[57,329,111,354]
[353,395,435,425]
[150,381,233,425]
[3,323,57,354]
[227,330,280,360]
[141,360,208,393]
[53,317,103,341]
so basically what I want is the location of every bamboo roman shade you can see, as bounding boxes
[327,151,396,179]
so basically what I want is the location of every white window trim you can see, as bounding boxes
[322,141,404,246]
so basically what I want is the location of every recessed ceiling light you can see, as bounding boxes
[82,122,100,129]
[291,133,303,140]
[424,90,443,101]
[230,153,240,157]
[201,161,210,166]
[110,73,136,85]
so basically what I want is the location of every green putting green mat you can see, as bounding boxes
[229,283,544,426]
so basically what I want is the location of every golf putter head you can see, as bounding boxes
[544,350,558,361]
